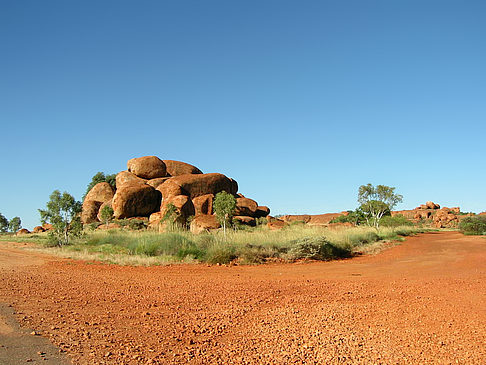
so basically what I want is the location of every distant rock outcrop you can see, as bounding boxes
[393,201,471,228]
[81,156,270,231]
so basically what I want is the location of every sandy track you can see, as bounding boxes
[0,232,485,364]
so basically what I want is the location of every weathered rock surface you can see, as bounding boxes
[81,200,103,224]
[193,194,214,216]
[116,171,147,188]
[146,177,171,189]
[235,197,259,217]
[127,156,167,179]
[42,223,53,231]
[163,160,202,176]
[112,184,161,219]
[16,228,30,235]
[190,214,221,234]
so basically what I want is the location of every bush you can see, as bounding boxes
[459,216,486,235]
[205,244,237,264]
[379,215,412,227]
[330,210,367,225]
[286,237,351,261]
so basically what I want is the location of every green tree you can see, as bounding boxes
[0,213,8,233]
[99,205,114,226]
[358,184,403,229]
[83,172,116,200]
[8,216,21,232]
[213,191,237,237]
[39,190,82,246]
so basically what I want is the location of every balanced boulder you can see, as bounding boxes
[235,197,259,217]
[159,173,236,200]
[127,156,167,179]
[163,160,202,176]
[84,182,114,204]
[113,184,161,219]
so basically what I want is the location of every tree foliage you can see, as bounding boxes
[358,184,403,229]
[99,205,114,226]
[213,191,236,237]
[39,190,82,246]
[0,213,8,233]
[83,172,116,200]
[459,215,486,235]
[8,216,21,232]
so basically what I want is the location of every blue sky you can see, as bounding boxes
[1,1,485,229]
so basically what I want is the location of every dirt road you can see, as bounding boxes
[0,232,485,364]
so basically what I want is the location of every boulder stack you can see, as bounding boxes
[392,201,470,228]
[82,156,270,232]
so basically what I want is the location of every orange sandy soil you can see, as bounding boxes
[0,231,485,364]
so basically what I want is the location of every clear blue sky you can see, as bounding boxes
[1,1,485,229]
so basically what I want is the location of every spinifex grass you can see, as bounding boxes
[3,225,429,266]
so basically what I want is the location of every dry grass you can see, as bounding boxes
[2,224,430,266]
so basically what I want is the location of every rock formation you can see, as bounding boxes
[82,156,270,232]
[392,201,470,228]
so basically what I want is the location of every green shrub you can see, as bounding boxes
[330,210,367,225]
[459,216,486,235]
[236,244,282,264]
[286,237,350,261]
[205,244,237,264]
[128,219,147,230]
[379,215,413,228]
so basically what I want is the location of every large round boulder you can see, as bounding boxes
[84,182,114,204]
[112,184,161,219]
[127,156,167,179]
[235,197,258,217]
[81,200,102,224]
[159,173,236,200]
[163,160,202,176]
[192,194,214,215]
[190,214,220,234]
[116,171,147,189]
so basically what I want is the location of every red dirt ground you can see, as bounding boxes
[0,231,485,364]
